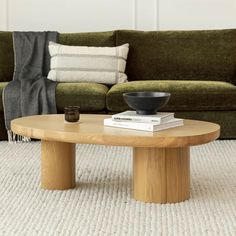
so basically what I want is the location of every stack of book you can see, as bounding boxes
[104,111,184,132]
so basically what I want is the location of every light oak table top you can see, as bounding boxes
[11,114,220,148]
[11,114,220,203]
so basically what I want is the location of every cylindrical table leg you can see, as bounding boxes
[41,140,76,190]
[133,147,190,203]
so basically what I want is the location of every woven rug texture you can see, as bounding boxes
[0,140,235,236]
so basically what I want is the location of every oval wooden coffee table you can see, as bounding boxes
[11,114,220,204]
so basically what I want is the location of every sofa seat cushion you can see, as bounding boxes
[106,80,236,112]
[0,82,109,112]
[0,82,8,111]
[56,83,109,112]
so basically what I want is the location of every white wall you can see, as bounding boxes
[0,0,236,32]
[159,0,236,30]
[0,0,7,30]
[0,0,158,32]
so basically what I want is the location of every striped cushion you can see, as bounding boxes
[48,42,129,84]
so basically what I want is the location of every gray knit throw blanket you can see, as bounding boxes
[2,31,58,142]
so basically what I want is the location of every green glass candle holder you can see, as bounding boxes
[64,106,80,123]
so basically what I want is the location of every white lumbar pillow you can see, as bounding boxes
[48,42,129,84]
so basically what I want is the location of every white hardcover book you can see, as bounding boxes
[104,118,184,132]
[112,110,174,124]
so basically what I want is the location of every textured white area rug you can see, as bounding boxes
[0,141,236,236]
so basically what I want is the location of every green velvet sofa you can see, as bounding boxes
[1,29,236,140]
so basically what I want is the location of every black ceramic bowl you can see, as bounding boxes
[123,91,171,115]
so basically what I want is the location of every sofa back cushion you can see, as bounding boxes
[116,29,236,84]
[59,31,115,47]
[0,31,116,82]
[0,32,14,82]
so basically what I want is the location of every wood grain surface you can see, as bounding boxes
[133,147,190,203]
[11,114,220,147]
[41,140,76,190]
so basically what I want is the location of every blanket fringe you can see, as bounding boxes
[7,130,31,143]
